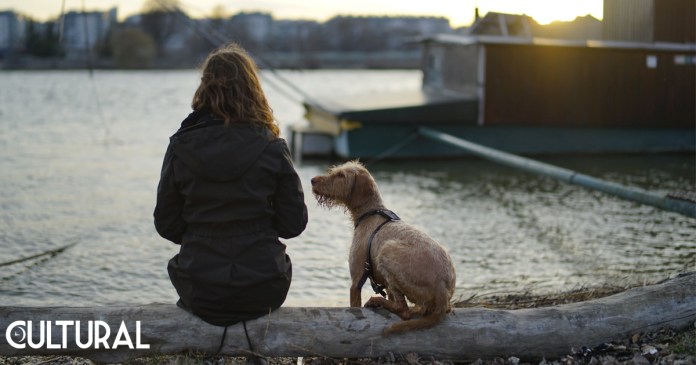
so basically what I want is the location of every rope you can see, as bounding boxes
[418,127,696,219]
[151,0,313,105]
[80,0,111,142]
[80,0,93,73]
[364,131,420,167]
[58,0,67,42]
[0,242,77,268]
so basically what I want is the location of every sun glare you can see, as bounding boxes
[522,2,598,24]
[8,0,603,27]
[476,0,603,25]
[443,3,477,28]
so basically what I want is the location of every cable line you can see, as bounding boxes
[152,0,315,105]
[0,242,77,268]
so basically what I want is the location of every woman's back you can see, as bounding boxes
[154,44,307,326]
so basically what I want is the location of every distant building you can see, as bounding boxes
[0,11,26,57]
[61,8,116,52]
[467,12,533,37]
[323,16,451,52]
[532,15,602,40]
[229,12,273,48]
[419,1,695,130]
[378,16,450,48]
[122,14,142,27]
[271,19,321,52]
[161,20,193,52]
[468,11,602,41]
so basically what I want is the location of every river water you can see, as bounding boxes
[0,70,694,307]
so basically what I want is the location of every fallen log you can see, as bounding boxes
[1,273,694,363]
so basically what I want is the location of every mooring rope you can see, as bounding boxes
[79,0,111,143]
[364,131,420,167]
[0,242,77,268]
[152,0,315,105]
[418,127,696,219]
[58,0,67,42]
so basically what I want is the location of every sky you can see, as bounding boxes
[1,0,603,27]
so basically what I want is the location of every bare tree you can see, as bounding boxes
[111,28,156,68]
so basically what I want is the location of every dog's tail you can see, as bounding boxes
[383,283,451,335]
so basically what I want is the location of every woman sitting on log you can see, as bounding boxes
[153,43,308,327]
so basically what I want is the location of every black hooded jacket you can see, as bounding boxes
[154,111,308,326]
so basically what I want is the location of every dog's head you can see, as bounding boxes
[311,160,380,210]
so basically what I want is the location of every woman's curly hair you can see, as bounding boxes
[192,43,279,137]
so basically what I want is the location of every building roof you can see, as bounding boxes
[420,33,696,52]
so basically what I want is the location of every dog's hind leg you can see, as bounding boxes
[409,304,426,316]
[365,289,411,320]
[383,281,450,335]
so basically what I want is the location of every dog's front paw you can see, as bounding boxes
[364,296,385,308]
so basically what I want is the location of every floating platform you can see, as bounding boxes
[290,34,696,160]
[290,91,695,159]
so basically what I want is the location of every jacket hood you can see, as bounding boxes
[169,112,274,182]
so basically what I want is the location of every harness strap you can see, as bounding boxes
[355,209,400,297]
[355,209,400,228]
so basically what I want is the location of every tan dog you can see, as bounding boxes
[311,161,456,334]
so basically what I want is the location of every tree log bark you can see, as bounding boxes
[1,273,694,363]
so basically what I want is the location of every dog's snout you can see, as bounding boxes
[311,176,320,186]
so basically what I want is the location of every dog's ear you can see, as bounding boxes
[350,170,376,207]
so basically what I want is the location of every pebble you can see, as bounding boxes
[641,345,658,356]
[630,354,650,365]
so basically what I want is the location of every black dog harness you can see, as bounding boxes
[354,209,401,297]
